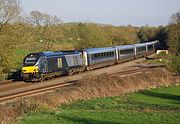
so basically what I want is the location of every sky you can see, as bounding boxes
[21,0,180,26]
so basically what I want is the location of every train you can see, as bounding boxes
[21,40,159,81]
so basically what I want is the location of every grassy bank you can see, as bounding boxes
[20,85,180,124]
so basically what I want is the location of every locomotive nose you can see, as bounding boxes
[22,66,38,74]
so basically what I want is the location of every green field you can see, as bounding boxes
[20,86,180,124]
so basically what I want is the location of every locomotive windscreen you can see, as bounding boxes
[24,53,41,66]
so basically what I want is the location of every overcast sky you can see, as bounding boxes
[21,0,180,26]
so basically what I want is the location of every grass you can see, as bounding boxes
[14,49,34,66]
[20,85,180,124]
[130,86,180,108]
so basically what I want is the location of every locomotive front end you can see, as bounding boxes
[22,66,38,74]
[21,53,41,81]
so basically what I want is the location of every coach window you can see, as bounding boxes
[120,50,122,54]
[138,47,146,51]
[108,52,111,56]
[119,50,122,55]
[94,54,96,59]
[120,50,124,54]
[91,54,94,60]
[103,53,106,57]
[101,53,104,58]
[128,49,133,54]
[101,53,103,58]
[105,52,107,57]
[95,54,97,58]
[96,54,98,58]
[148,45,153,50]
[98,53,100,58]
[109,52,112,56]
[111,52,114,56]
[104,52,106,58]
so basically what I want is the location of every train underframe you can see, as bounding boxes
[22,66,85,82]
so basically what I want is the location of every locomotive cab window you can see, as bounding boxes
[24,57,38,66]
[24,53,41,66]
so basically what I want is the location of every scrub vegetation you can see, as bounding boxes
[0,0,180,80]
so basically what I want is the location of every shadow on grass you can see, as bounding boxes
[139,90,180,102]
[59,115,120,124]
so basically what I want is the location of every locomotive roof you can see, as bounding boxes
[26,51,81,58]
[84,47,115,54]
[41,51,81,57]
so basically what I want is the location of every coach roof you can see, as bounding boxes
[115,45,134,50]
[84,47,115,54]
[133,43,146,47]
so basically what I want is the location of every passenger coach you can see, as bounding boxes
[115,45,135,63]
[134,43,147,58]
[83,47,116,70]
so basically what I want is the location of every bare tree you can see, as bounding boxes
[30,10,44,26]
[170,11,180,24]
[0,0,22,25]
[30,10,61,26]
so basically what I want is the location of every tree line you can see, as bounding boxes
[0,0,179,79]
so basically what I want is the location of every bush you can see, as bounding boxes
[168,55,180,75]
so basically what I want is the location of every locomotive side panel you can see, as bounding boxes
[46,56,65,73]
[64,53,84,67]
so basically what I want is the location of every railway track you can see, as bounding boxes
[0,64,164,103]
[109,65,165,77]
[0,80,14,86]
[0,80,77,103]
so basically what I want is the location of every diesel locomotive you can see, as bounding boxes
[21,40,159,81]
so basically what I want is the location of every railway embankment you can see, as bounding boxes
[0,66,179,123]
